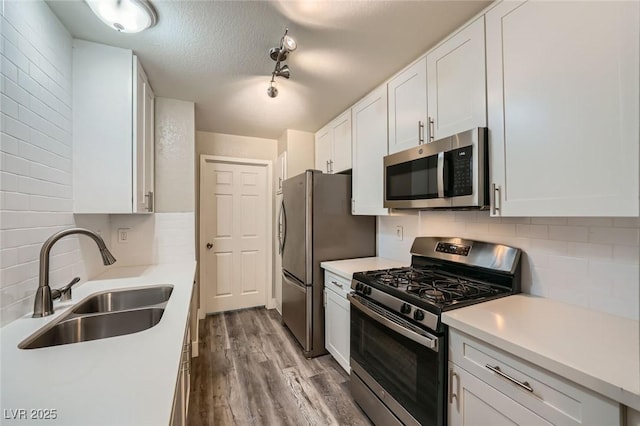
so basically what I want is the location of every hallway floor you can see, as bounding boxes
[188,308,372,426]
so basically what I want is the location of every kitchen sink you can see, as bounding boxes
[19,308,165,350]
[71,285,173,314]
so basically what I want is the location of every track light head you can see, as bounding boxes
[275,65,290,79]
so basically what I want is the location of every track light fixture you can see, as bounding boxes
[268,28,296,98]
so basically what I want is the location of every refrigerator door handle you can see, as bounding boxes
[279,200,287,254]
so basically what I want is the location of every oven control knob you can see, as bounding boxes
[413,310,425,321]
[364,286,372,295]
[400,303,412,315]
[355,283,363,292]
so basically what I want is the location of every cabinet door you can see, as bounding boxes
[388,57,427,154]
[427,16,486,141]
[352,85,389,216]
[72,40,133,213]
[449,363,552,426]
[315,125,333,173]
[324,287,350,373]
[487,1,639,216]
[133,58,154,213]
[331,110,352,173]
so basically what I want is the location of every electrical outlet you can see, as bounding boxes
[395,225,403,241]
[117,228,130,244]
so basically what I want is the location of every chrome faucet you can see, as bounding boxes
[33,227,116,318]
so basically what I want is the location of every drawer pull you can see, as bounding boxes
[486,364,534,393]
[331,280,343,288]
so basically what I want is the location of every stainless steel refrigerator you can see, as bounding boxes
[279,170,376,358]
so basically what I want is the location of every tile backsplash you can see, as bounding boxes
[0,2,111,326]
[378,211,639,320]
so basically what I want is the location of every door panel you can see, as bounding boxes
[201,160,268,313]
[281,172,310,283]
[282,271,310,351]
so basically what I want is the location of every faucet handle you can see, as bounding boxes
[52,277,81,302]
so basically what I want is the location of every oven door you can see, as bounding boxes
[349,294,445,426]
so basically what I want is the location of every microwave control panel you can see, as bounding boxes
[449,146,473,196]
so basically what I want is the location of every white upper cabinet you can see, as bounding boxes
[387,57,428,154]
[427,16,486,141]
[352,85,389,216]
[387,16,486,155]
[314,110,352,174]
[73,40,155,214]
[487,1,639,217]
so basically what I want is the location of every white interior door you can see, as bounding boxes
[201,159,269,313]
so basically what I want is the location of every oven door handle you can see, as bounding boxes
[348,294,439,352]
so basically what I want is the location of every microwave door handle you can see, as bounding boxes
[437,151,445,198]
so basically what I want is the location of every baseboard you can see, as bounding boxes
[266,297,276,310]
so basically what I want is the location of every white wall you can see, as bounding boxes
[378,212,640,320]
[0,1,110,326]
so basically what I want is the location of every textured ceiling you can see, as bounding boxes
[46,0,491,139]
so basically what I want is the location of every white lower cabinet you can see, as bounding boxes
[171,311,192,426]
[323,270,351,373]
[448,329,621,426]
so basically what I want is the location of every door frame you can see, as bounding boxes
[199,155,275,312]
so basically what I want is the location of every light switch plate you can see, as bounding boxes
[395,225,403,241]
[117,228,130,244]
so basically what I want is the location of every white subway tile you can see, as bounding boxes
[530,238,568,256]
[488,223,516,236]
[567,242,613,260]
[1,37,29,72]
[19,141,70,171]
[1,53,19,82]
[454,211,477,222]
[476,211,499,223]
[0,171,19,191]
[2,74,30,106]
[17,244,40,264]
[594,296,638,321]
[531,217,568,226]
[0,132,20,156]
[549,225,588,243]
[547,255,588,287]
[516,224,548,239]
[0,277,37,308]
[589,227,639,246]
[1,152,30,176]
[499,217,531,225]
[613,245,640,264]
[1,93,19,118]
[464,221,489,236]
[567,217,614,227]
[0,248,18,269]
[17,68,41,97]
[613,217,640,228]
[0,191,29,210]
[2,112,30,141]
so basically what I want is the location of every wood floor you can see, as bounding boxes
[188,307,372,426]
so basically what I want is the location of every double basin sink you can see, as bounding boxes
[19,285,173,350]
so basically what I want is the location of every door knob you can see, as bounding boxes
[206,243,213,250]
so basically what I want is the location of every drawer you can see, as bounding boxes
[449,329,620,426]
[324,271,351,299]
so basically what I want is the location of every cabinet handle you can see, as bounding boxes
[278,177,282,189]
[331,280,343,288]
[492,184,501,215]
[449,368,459,409]
[351,199,355,214]
[428,117,434,141]
[486,365,534,393]
[418,121,424,144]
[330,160,333,173]
[326,160,330,173]
[145,191,154,212]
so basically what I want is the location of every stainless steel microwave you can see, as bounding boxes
[383,128,489,209]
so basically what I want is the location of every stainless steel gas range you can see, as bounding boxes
[348,237,521,426]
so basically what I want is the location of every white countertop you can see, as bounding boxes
[442,294,640,410]
[321,257,407,279]
[0,261,197,425]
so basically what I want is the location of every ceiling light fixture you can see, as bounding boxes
[85,0,158,33]
[268,28,297,98]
